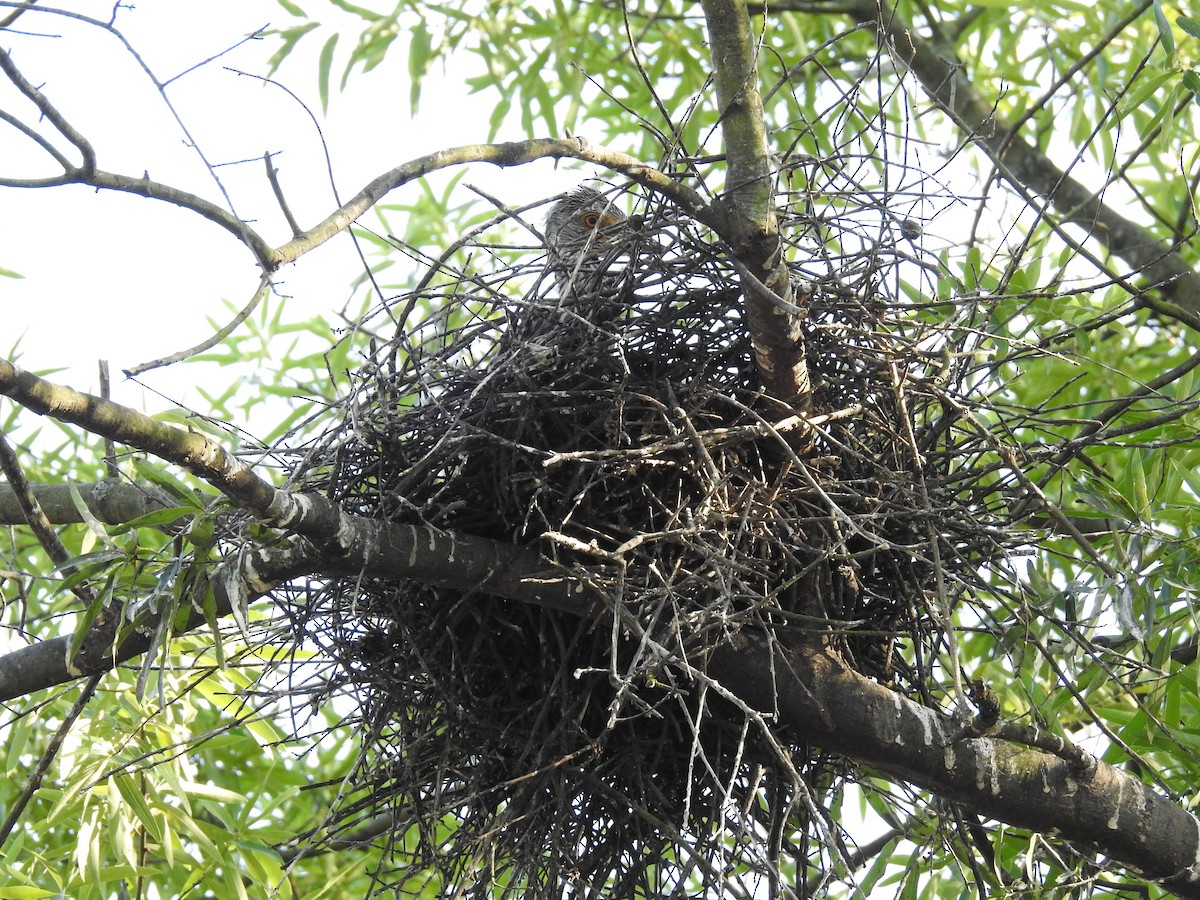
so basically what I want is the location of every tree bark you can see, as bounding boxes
[702,0,812,413]
[0,480,175,525]
[709,632,1200,896]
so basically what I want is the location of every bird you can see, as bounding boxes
[542,186,636,305]
[498,187,640,363]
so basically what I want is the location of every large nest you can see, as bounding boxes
[282,176,1013,895]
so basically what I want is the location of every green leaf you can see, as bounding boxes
[121,506,196,529]
[327,0,381,20]
[408,19,433,114]
[1154,0,1177,54]
[265,22,319,76]
[1116,72,1175,118]
[317,32,338,112]
[1178,15,1200,41]
[275,0,306,15]
[114,777,164,843]
[1182,70,1200,99]
[130,458,204,509]
[963,244,983,291]
[68,483,117,550]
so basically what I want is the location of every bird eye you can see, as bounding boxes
[580,212,601,229]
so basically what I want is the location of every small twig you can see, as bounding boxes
[125,275,271,375]
[543,405,860,467]
[0,674,102,849]
[98,360,118,479]
[264,152,303,237]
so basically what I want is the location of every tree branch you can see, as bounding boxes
[708,633,1200,897]
[846,1,1200,316]
[0,480,177,526]
[701,0,812,414]
[0,358,599,697]
[1,44,717,274]
[266,137,717,267]
[3,491,1195,895]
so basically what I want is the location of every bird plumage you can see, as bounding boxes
[500,187,638,359]
[543,187,633,300]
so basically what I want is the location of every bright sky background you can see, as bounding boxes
[1,0,590,421]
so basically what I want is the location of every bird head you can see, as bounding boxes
[544,187,634,277]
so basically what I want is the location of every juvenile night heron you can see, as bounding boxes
[543,186,637,304]
[501,187,640,358]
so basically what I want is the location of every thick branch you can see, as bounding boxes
[701,0,811,413]
[849,1,1200,314]
[0,480,176,525]
[708,633,1200,897]
[3,514,1196,894]
[0,359,597,620]
[0,523,596,703]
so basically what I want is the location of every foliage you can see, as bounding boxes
[4,0,1200,897]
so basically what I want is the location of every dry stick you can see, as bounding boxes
[98,361,118,479]
[0,674,103,848]
[265,151,304,237]
[888,358,967,711]
[126,275,272,376]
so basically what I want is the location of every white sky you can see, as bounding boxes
[1,0,591,419]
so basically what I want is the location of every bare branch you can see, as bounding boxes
[264,152,303,238]
[0,44,95,171]
[125,275,272,375]
[269,137,717,267]
[0,68,715,274]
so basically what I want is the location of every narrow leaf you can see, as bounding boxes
[318,33,338,113]
[1155,0,1177,53]
[1178,15,1200,40]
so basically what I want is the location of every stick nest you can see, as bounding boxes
[283,185,1015,896]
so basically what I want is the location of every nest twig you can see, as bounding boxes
[275,170,1018,895]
